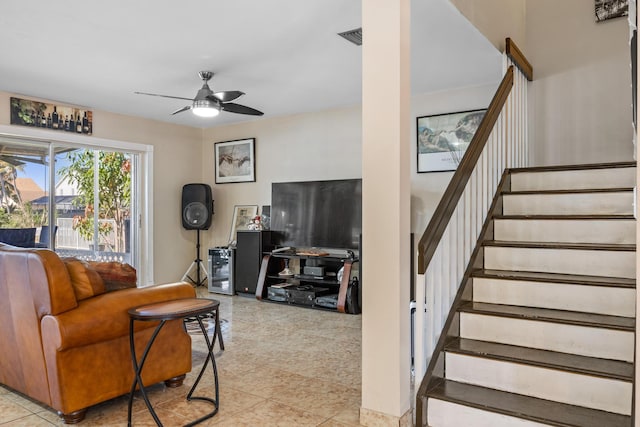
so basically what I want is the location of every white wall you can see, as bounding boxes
[201,83,498,250]
[450,0,527,51]
[0,91,203,284]
[526,0,634,166]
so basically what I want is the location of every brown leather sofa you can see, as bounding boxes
[0,244,196,423]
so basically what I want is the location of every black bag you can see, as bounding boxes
[346,277,360,314]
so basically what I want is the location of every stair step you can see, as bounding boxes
[483,240,635,251]
[445,352,631,414]
[459,302,634,362]
[510,163,635,192]
[426,379,632,427]
[472,275,635,317]
[493,217,635,244]
[459,302,634,331]
[446,338,633,382]
[502,189,633,216]
[510,161,636,173]
[483,243,636,279]
[473,269,636,288]
[494,214,635,220]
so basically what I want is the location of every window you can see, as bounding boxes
[0,127,153,284]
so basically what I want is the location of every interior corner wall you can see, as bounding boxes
[200,83,497,251]
[526,0,634,166]
[0,91,203,284]
[450,0,527,51]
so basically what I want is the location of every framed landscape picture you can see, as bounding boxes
[215,138,256,184]
[416,109,486,173]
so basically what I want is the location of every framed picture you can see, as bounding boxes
[595,0,628,22]
[416,109,486,173]
[10,96,93,134]
[215,138,256,184]
[229,205,258,244]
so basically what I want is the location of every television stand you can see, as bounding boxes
[255,250,359,313]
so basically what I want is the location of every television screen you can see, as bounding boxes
[271,179,362,250]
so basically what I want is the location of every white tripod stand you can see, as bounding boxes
[182,228,208,287]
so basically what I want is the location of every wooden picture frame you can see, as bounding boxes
[229,205,258,244]
[215,138,256,184]
[416,109,486,173]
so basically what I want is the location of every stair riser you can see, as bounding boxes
[473,278,635,317]
[502,192,633,216]
[510,167,636,192]
[427,398,553,427]
[493,219,635,244]
[445,353,632,415]
[484,246,635,279]
[460,313,634,362]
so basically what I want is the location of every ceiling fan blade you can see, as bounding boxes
[211,91,244,102]
[171,105,192,115]
[134,91,194,101]
[221,102,264,116]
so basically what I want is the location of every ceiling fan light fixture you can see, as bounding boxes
[192,99,220,117]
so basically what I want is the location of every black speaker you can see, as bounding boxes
[181,184,213,230]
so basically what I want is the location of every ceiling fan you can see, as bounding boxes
[135,71,263,118]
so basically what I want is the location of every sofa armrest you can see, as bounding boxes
[41,282,196,351]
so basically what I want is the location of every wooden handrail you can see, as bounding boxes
[417,66,514,273]
[506,37,533,81]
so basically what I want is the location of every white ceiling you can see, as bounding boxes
[0,0,501,129]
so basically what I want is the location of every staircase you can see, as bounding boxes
[423,162,636,427]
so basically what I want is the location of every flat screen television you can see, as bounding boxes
[271,179,362,250]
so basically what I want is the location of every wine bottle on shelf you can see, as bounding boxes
[82,111,89,134]
[76,114,82,133]
[69,114,75,132]
[36,113,41,127]
[52,106,59,129]
[64,115,70,131]
[41,113,47,127]
[30,111,36,126]
[47,113,52,128]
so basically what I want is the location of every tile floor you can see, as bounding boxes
[0,288,363,426]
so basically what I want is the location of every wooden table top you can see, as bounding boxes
[128,298,219,321]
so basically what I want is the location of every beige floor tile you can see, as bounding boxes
[0,395,34,424]
[1,414,55,426]
[208,400,328,427]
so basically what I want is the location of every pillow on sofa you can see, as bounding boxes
[62,258,106,301]
[88,261,137,291]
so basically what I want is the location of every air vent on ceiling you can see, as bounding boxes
[338,27,362,46]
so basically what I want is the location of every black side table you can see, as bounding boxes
[127,298,221,426]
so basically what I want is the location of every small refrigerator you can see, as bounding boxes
[208,247,235,295]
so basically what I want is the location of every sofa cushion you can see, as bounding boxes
[88,261,137,291]
[62,258,106,301]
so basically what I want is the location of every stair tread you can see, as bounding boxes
[494,214,635,220]
[427,379,631,427]
[503,187,634,195]
[509,161,636,173]
[446,338,633,381]
[472,269,636,288]
[459,302,635,331]
[484,240,635,251]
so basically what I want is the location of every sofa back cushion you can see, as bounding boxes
[62,258,106,301]
[88,261,137,291]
